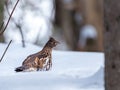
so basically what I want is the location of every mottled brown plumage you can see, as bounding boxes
[15,37,59,72]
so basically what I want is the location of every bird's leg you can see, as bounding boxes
[37,66,39,71]
[46,55,52,71]
[49,54,52,69]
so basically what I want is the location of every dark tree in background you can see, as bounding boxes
[81,0,103,51]
[0,0,5,42]
[55,0,103,51]
[55,0,78,50]
[104,0,120,90]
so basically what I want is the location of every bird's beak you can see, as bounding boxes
[56,41,60,44]
[55,40,60,45]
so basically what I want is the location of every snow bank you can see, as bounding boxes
[0,43,104,90]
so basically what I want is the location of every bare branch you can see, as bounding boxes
[0,22,4,31]
[0,40,12,63]
[0,0,20,35]
[5,0,25,47]
[16,24,25,47]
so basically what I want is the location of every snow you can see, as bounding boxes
[0,43,104,90]
[79,25,98,47]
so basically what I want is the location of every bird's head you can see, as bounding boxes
[47,37,60,48]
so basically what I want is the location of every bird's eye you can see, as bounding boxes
[54,42,56,45]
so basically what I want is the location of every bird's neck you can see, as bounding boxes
[42,45,53,53]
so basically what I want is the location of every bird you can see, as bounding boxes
[15,37,59,72]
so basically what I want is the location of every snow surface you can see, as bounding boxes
[0,43,104,90]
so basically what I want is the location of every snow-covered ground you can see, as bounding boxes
[0,43,104,90]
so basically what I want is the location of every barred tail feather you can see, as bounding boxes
[15,66,25,72]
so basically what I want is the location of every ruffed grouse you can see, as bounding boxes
[15,37,59,72]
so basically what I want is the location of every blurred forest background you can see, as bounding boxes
[1,0,120,90]
[0,0,104,51]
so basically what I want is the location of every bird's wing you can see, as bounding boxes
[22,52,39,65]
[22,55,34,65]
[22,52,48,65]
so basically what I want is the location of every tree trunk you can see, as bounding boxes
[80,0,104,51]
[0,0,5,42]
[55,0,78,50]
[104,0,120,90]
